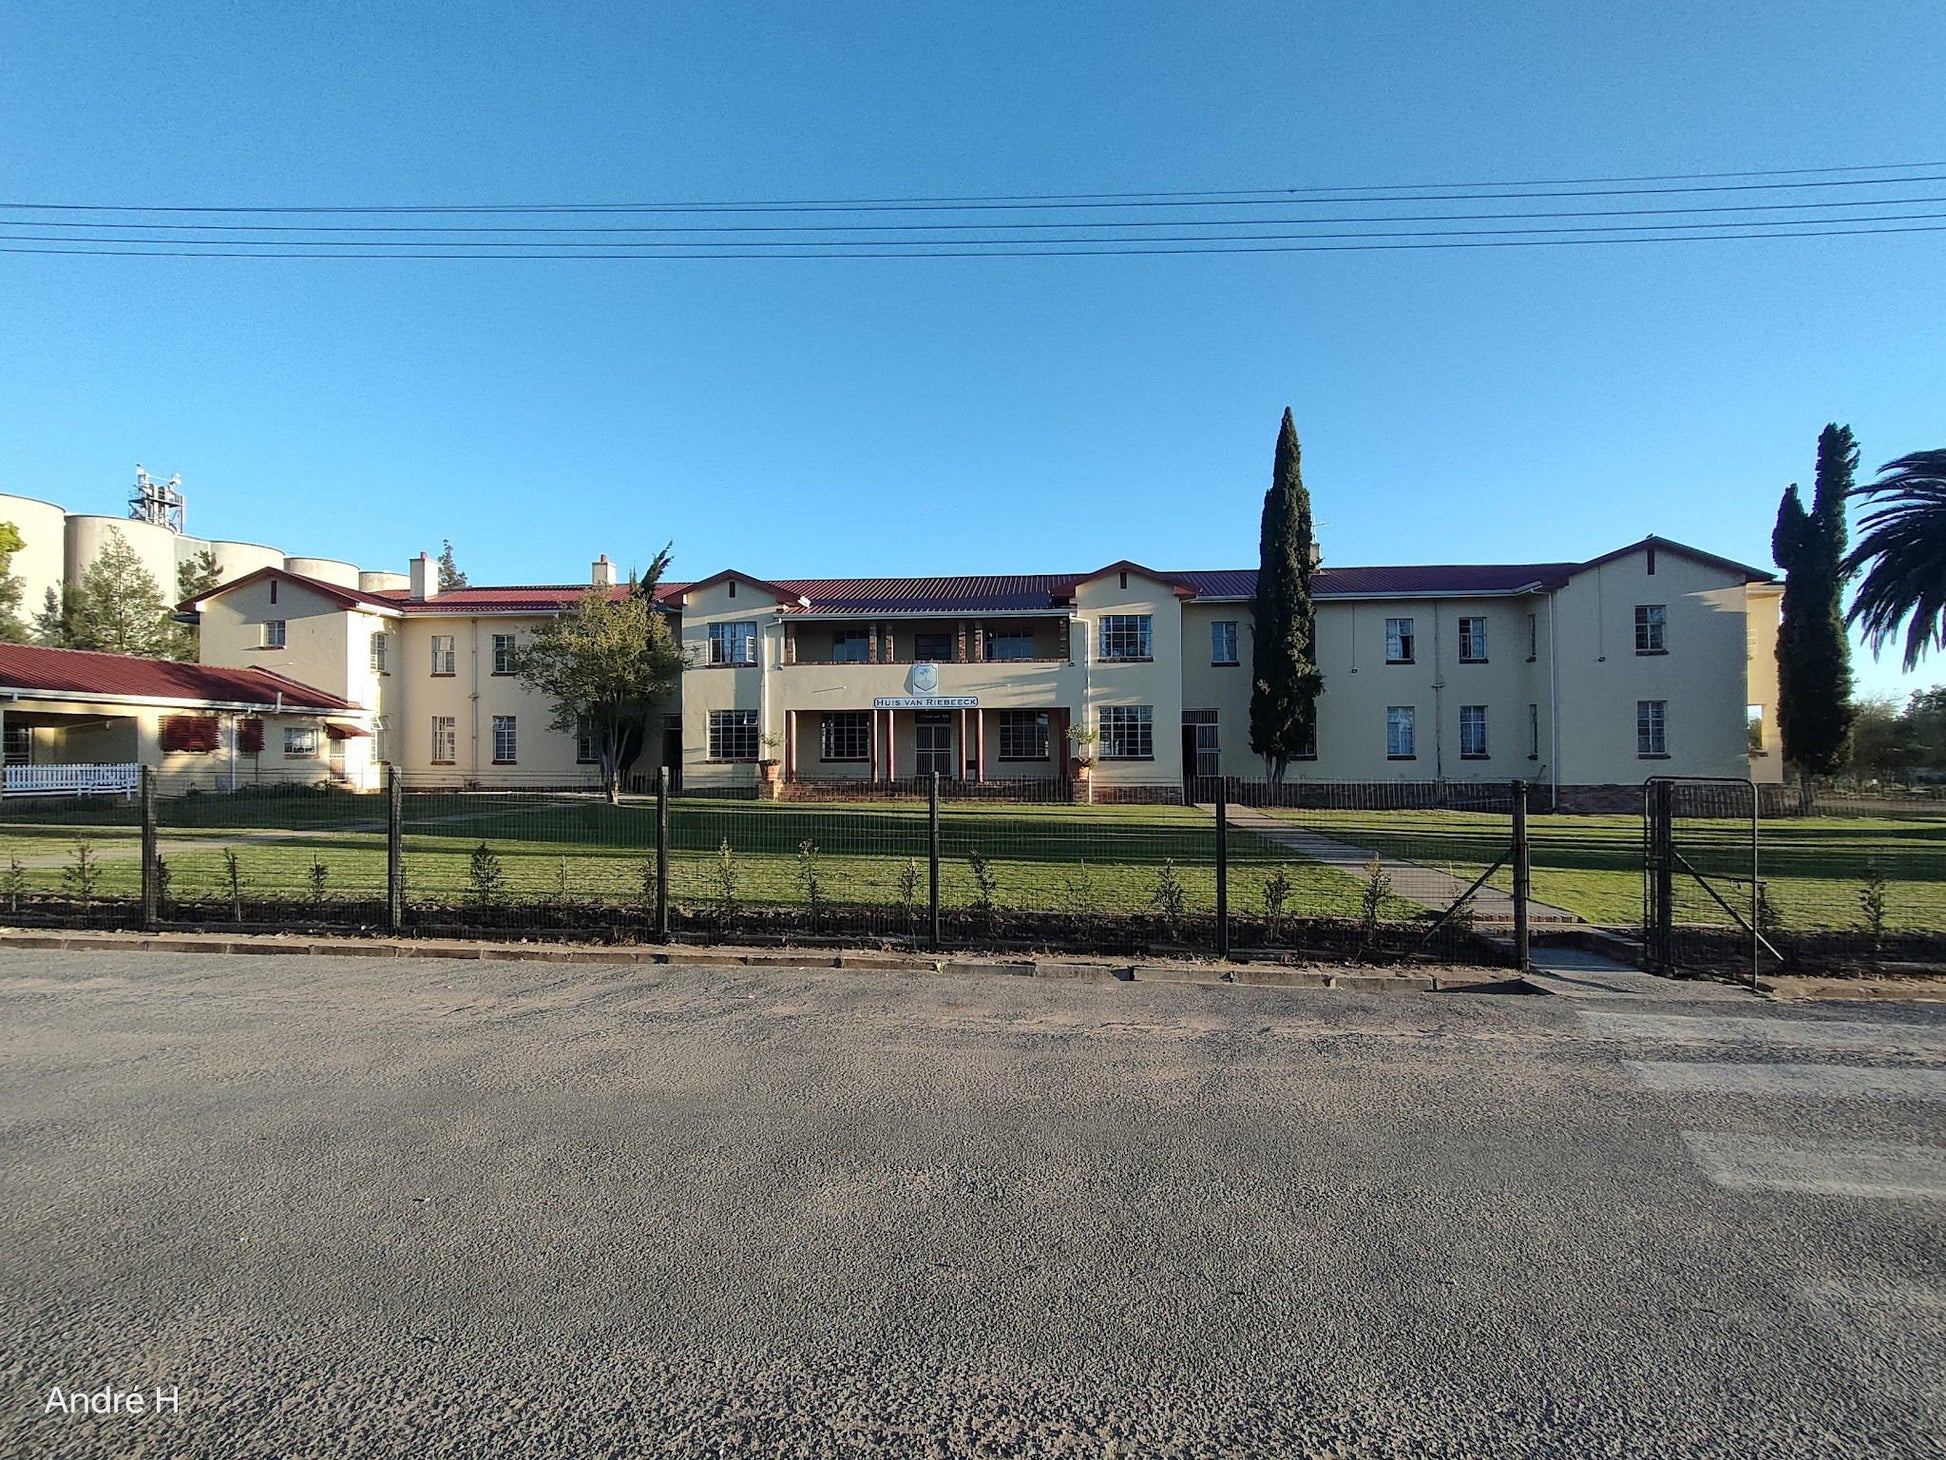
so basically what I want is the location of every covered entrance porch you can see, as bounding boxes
[781,703,1071,787]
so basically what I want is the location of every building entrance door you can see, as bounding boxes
[915,712,953,779]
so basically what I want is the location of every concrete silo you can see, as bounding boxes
[0,493,72,624]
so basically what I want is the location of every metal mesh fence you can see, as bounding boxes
[1,770,1937,975]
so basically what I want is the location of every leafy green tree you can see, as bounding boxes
[437,539,469,591]
[1845,696,1915,784]
[0,521,32,643]
[1249,408,1324,783]
[1772,425,1858,800]
[170,545,225,661]
[67,528,176,657]
[516,585,684,804]
[33,585,72,646]
[1843,448,1946,672]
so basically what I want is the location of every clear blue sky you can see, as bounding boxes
[2,1,1940,699]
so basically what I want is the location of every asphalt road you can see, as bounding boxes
[1,949,1941,1458]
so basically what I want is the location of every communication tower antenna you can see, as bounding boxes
[129,464,187,534]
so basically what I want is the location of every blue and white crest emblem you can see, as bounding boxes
[909,662,940,695]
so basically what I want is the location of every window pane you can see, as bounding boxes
[1099,615,1153,661]
[1385,618,1414,662]
[1387,706,1415,757]
[1212,621,1238,664]
[820,712,870,760]
[997,711,1050,760]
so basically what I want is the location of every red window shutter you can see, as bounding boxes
[237,718,265,754]
[161,716,220,753]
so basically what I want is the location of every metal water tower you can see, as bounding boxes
[129,465,186,534]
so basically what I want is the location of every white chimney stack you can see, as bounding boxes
[592,554,616,588]
[409,552,437,600]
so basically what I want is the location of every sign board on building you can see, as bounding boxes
[873,696,979,710]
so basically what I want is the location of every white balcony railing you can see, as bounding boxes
[3,763,141,797]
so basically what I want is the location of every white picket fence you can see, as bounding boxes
[2,763,141,798]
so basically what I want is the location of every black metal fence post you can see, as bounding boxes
[386,766,404,934]
[1511,780,1530,974]
[928,772,941,953]
[1214,776,1230,960]
[139,766,157,932]
[656,766,670,942]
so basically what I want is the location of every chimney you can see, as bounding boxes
[409,552,437,600]
[591,554,616,588]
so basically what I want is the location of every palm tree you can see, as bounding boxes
[1845,450,1946,671]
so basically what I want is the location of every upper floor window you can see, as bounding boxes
[1211,621,1239,666]
[708,621,758,666]
[997,711,1050,761]
[985,630,1035,662]
[1385,617,1415,664]
[1458,616,1487,663]
[1637,700,1668,757]
[708,709,759,761]
[820,711,870,761]
[1098,705,1154,759]
[430,635,456,676]
[492,634,518,675]
[261,620,286,649]
[1459,705,1488,759]
[369,631,388,673]
[1098,614,1152,662]
[491,715,517,764]
[1635,604,1666,654]
[914,632,954,663]
[1386,705,1416,759]
[831,630,870,664]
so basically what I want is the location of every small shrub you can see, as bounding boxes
[61,841,100,911]
[468,842,507,907]
[307,855,329,907]
[1261,865,1293,941]
[967,850,999,922]
[710,838,739,932]
[1150,859,1188,937]
[796,839,824,928]
[638,857,657,916]
[1063,859,1099,918]
[4,855,25,915]
[152,854,172,914]
[222,848,243,921]
[897,858,921,929]
[1755,880,1783,939]
[1359,854,1393,951]
[1856,861,1888,955]
[557,856,572,908]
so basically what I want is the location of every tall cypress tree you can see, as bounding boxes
[1772,423,1858,802]
[1249,408,1324,783]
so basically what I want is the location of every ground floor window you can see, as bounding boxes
[1637,700,1668,757]
[821,711,870,761]
[4,722,31,765]
[1459,705,1488,759]
[1099,705,1154,759]
[997,711,1050,761]
[1386,706,1416,759]
[576,715,600,764]
[709,709,759,762]
[431,716,457,765]
[284,726,319,759]
[492,715,517,765]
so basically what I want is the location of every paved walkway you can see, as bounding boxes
[1222,804,1585,926]
[1524,946,1758,1001]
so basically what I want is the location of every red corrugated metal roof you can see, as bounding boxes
[0,643,359,711]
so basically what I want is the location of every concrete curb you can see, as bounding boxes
[0,927,1497,995]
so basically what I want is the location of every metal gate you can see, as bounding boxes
[1641,776,1779,987]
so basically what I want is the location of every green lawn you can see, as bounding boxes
[1258,807,1946,933]
[0,793,1402,920]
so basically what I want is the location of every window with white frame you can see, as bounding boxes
[1635,604,1666,654]
[430,635,456,675]
[491,715,517,764]
[492,634,518,674]
[709,709,759,761]
[1458,616,1487,663]
[709,621,759,666]
[369,631,388,673]
[1386,705,1416,758]
[283,725,318,759]
[1748,704,1766,754]
[821,711,870,761]
[1098,615,1153,662]
[1098,705,1154,759]
[997,711,1050,761]
[1637,700,1668,757]
[372,716,389,765]
[1459,705,1488,759]
[1211,621,1239,666]
[431,716,457,764]
[984,630,1035,662]
[575,715,600,764]
[261,619,286,649]
[1385,617,1415,663]
[830,630,870,664]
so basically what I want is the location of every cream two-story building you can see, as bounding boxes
[184,534,1782,807]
